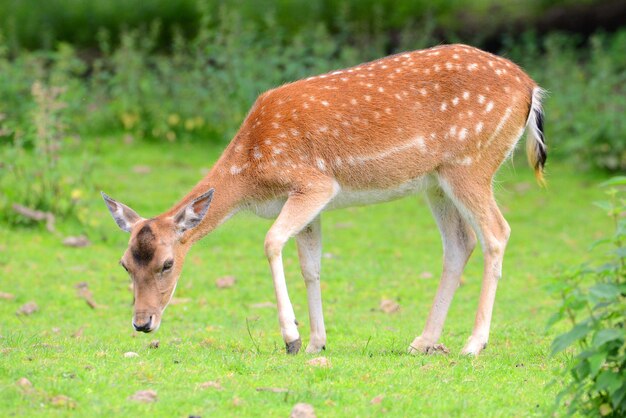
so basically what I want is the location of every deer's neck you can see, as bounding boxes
[166,157,247,245]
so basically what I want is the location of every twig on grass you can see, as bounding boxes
[12,204,55,232]
[245,317,261,354]
[362,335,372,355]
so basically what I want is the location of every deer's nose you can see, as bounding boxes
[133,316,153,332]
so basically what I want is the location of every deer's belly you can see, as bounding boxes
[327,176,431,210]
[249,175,432,219]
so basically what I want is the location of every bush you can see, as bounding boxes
[549,177,626,417]
[0,80,92,225]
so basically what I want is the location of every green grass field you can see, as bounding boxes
[0,138,612,416]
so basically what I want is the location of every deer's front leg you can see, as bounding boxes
[264,176,338,355]
[296,216,326,353]
[265,242,301,354]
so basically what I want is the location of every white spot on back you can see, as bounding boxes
[485,101,494,113]
[321,100,329,107]
[316,158,326,171]
[458,128,468,141]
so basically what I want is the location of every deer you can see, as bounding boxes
[102,43,546,356]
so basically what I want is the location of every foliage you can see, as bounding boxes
[0,80,91,224]
[0,0,577,52]
[549,177,626,417]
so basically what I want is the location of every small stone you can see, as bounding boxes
[0,292,15,300]
[307,357,331,368]
[290,403,316,418]
[380,299,400,314]
[51,395,76,408]
[132,165,151,174]
[149,340,160,349]
[370,395,384,404]
[419,271,434,279]
[124,351,139,358]
[199,381,222,390]
[215,276,236,288]
[62,236,91,247]
[256,387,288,393]
[250,302,274,309]
[128,389,157,403]
[17,301,38,315]
[16,377,32,388]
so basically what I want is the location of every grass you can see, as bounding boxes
[0,137,612,416]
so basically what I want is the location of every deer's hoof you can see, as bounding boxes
[285,338,302,355]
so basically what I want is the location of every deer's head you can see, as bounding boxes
[101,190,213,332]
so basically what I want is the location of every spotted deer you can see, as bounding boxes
[102,44,546,356]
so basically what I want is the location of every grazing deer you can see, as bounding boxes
[102,44,546,356]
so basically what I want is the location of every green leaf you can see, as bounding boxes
[613,246,626,258]
[546,311,565,329]
[600,176,626,187]
[596,370,622,395]
[589,283,621,300]
[587,352,606,377]
[593,200,613,212]
[551,322,592,355]
[612,385,626,409]
[593,328,625,347]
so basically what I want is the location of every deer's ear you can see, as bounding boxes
[101,192,143,233]
[173,189,214,234]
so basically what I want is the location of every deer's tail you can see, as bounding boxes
[525,87,547,186]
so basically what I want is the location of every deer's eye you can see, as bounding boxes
[162,259,174,273]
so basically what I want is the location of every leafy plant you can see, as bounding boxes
[549,176,626,417]
[0,80,92,225]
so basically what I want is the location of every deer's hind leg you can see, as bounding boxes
[296,216,327,353]
[409,185,477,354]
[437,168,511,356]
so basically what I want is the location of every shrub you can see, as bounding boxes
[549,177,626,417]
[0,80,92,225]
